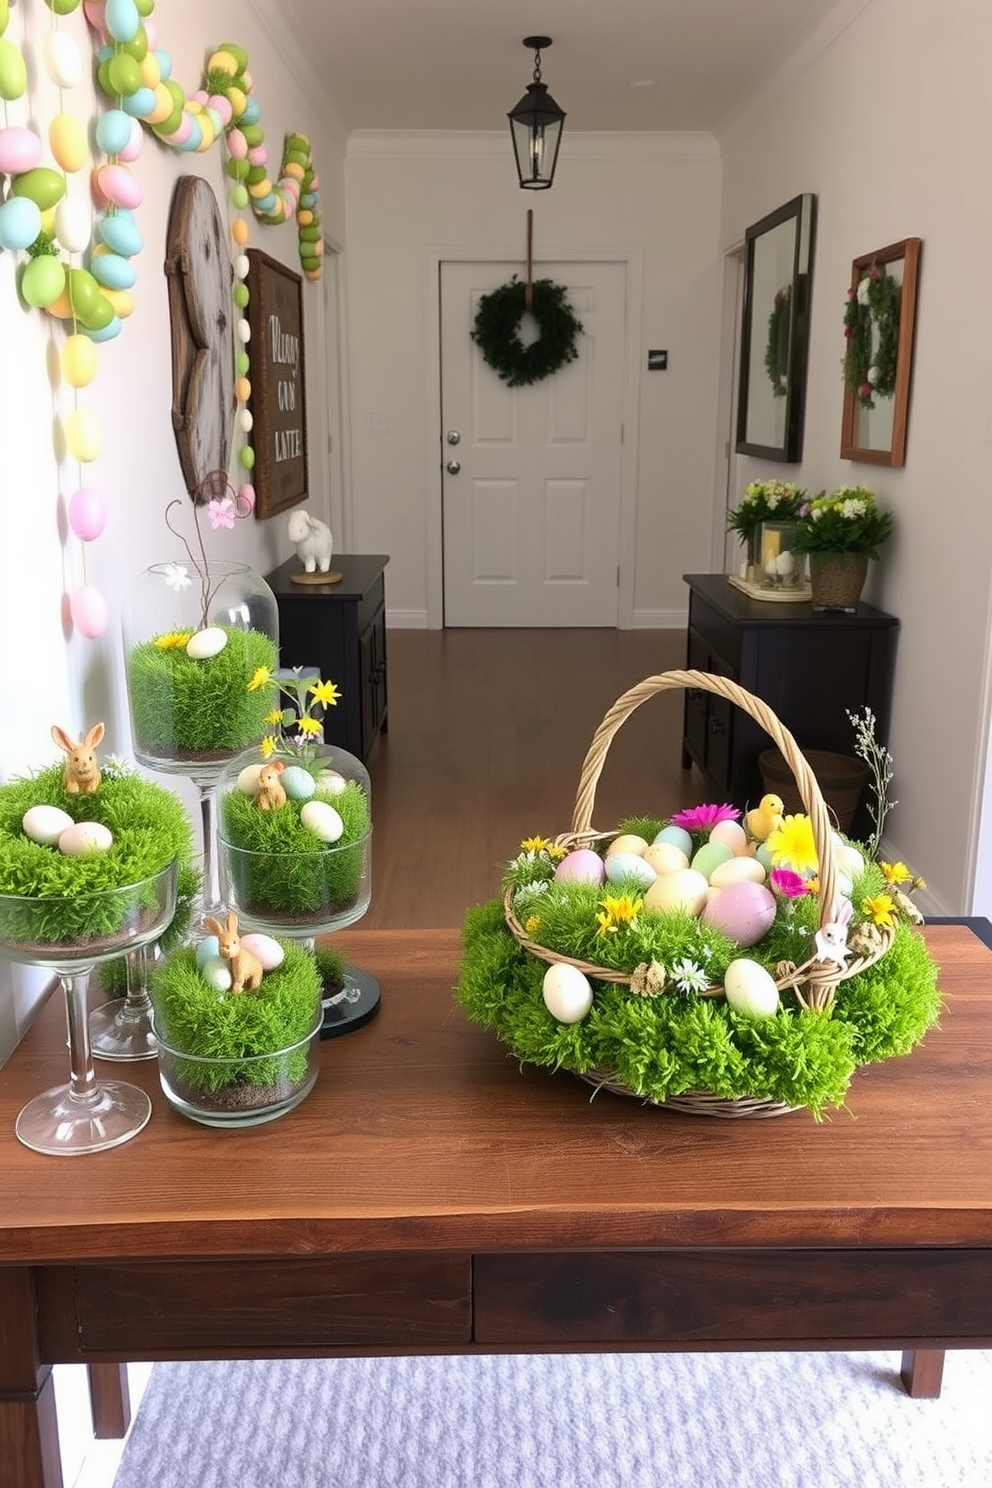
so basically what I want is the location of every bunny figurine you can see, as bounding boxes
[287,509,333,573]
[256,759,287,811]
[51,722,105,795]
[814,898,853,966]
[203,912,264,994]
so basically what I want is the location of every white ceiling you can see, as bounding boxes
[280,0,841,136]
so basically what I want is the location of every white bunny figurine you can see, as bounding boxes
[814,898,853,966]
[287,509,334,573]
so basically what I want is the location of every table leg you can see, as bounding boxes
[87,1364,131,1439]
[0,1268,64,1488]
[900,1348,946,1398]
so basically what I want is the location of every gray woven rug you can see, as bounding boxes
[112,1349,992,1488]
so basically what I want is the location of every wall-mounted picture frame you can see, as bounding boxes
[246,248,309,518]
[840,237,921,468]
[735,193,817,464]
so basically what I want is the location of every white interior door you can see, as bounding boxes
[440,260,626,627]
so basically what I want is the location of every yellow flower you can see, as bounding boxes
[264,709,284,725]
[259,734,277,759]
[524,915,541,935]
[247,666,272,692]
[766,814,818,875]
[153,630,193,650]
[521,836,554,853]
[864,893,897,929]
[880,861,912,885]
[309,678,341,707]
[297,715,323,737]
[596,893,642,936]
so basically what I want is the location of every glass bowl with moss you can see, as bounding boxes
[216,744,372,935]
[150,937,322,1127]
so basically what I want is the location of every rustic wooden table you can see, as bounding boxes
[2,925,991,1488]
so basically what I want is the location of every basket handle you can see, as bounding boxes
[570,669,838,926]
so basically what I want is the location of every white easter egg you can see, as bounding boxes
[300,799,344,842]
[709,819,748,854]
[606,833,649,858]
[43,31,83,88]
[643,868,709,917]
[653,824,693,857]
[834,843,865,879]
[200,954,233,992]
[22,804,74,845]
[701,882,777,946]
[316,769,347,796]
[195,935,220,970]
[643,842,689,875]
[542,962,594,1024]
[605,851,657,888]
[281,764,316,801]
[185,626,228,659]
[237,762,264,795]
[708,856,767,888]
[239,932,284,970]
[58,820,113,855]
[724,957,780,1018]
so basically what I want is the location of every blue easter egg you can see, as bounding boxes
[653,824,693,857]
[195,935,220,970]
[0,195,42,251]
[96,109,133,156]
[84,317,123,343]
[91,253,137,291]
[605,851,658,889]
[99,212,143,257]
[123,87,157,118]
[281,764,316,801]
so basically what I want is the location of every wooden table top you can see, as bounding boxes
[1,925,990,1262]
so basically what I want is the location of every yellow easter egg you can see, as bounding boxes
[64,408,103,463]
[643,868,709,918]
[62,333,98,389]
[102,287,134,319]
[49,113,88,173]
[606,833,649,858]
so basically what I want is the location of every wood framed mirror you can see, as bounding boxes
[735,193,817,464]
[840,237,921,467]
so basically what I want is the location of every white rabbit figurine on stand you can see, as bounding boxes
[287,509,340,585]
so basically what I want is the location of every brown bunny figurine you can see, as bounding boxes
[256,759,287,811]
[203,912,264,994]
[51,722,105,795]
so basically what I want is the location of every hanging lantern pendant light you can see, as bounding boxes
[508,36,566,190]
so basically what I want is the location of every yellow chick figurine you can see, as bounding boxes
[745,792,784,842]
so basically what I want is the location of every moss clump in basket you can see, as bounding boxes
[149,937,321,1095]
[220,775,370,924]
[0,758,197,950]
[126,625,278,760]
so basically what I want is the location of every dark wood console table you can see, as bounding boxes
[2,924,991,1488]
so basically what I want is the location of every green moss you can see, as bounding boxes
[126,625,277,758]
[150,938,321,1092]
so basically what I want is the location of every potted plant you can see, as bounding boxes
[792,486,893,611]
[726,480,805,584]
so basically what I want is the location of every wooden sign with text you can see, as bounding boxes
[246,248,309,518]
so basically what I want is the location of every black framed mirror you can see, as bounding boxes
[735,193,817,463]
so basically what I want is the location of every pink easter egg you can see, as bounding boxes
[162,114,194,146]
[710,819,748,853]
[239,932,285,971]
[208,93,233,126]
[247,145,267,166]
[0,126,44,176]
[554,848,606,887]
[226,128,247,159]
[237,482,256,514]
[67,485,107,541]
[83,1,106,28]
[700,881,777,948]
[97,164,143,210]
[69,584,109,638]
[117,117,144,163]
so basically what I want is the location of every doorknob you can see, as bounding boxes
[446,430,461,445]
[446,459,461,475]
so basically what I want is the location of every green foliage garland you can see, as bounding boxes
[843,265,901,409]
[471,277,583,388]
[764,284,791,399]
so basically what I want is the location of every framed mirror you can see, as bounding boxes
[840,237,921,467]
[735,193,816,464]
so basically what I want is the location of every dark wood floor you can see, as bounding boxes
[362,628,701,929]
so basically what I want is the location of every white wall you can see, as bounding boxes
[342,132,723,627]
[0,0,345,1061]
[718,0,992,916]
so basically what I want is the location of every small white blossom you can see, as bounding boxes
[164,563,192,592]
[671,958,712,995]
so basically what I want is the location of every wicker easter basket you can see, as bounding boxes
[502,669,897,1117]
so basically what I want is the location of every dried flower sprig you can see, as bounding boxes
[847,706,895,860]
[163,470,254,628]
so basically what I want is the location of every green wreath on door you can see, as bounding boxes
[471,276,584,388]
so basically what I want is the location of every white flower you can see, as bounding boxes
[866,366,879,385]
[671,958,711,995]
[164,563,192,592]
[840,498,867,519]
[857,277,871,306]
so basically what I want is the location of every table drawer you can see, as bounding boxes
[473,1250,992,1345]
[70,1255,471,1352]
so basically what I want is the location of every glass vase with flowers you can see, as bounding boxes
[726,480,805,585]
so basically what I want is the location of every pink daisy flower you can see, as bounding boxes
[770,867,808,899]
[670,803,741,832]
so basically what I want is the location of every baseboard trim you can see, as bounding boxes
[631,608,688,630]
[386,609,430,629]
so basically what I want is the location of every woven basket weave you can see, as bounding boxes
[502,669,895,1117]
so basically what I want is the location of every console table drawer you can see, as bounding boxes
[71,1255,471,1352]
[474,1251,992,1345]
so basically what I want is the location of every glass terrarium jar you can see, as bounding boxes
[757,520,807,592]
[122,560,279,781]
[217,743,372,936]
[153,1009,323,1128]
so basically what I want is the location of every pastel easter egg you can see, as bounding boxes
[724,958,780,1018]
[691,841,733,881]
[12,166,66,211]
[67,484,106,541]
[0,37,28,100]
[542,962,594,1024]
[708,856,767,888]
[315,768,347,796]
[605,851,657,889]
[643,868,709,917]
[90,251,137,291]
[606,834,649,858]
[653,824,693,857]
[43,30,84,88]
[98,210,143,257]
[55,197,92,255]
[49,114,88,173]
[237,762,264,794]
[239,932,284,971]
[195,935,220,970]
[710,819,748,854]
[0,125,43,175]
[63,336,100,390]
[834,842,865,879]
[69,584,108,637]
[200,954,232,992]
[96,163,143,210]
[58,820,113,855]
[281,765,316,801]
[756,843,774,871]
[643,842,689,876]
[554,848,605,886]
[701,881,777,947]
[186,626,227,659]
[300,799,344,842]
[22,804,74,846]
[0,196,42,251]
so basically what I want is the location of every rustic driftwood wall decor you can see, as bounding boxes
[245,248,308,518]
[164,176,235,498]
